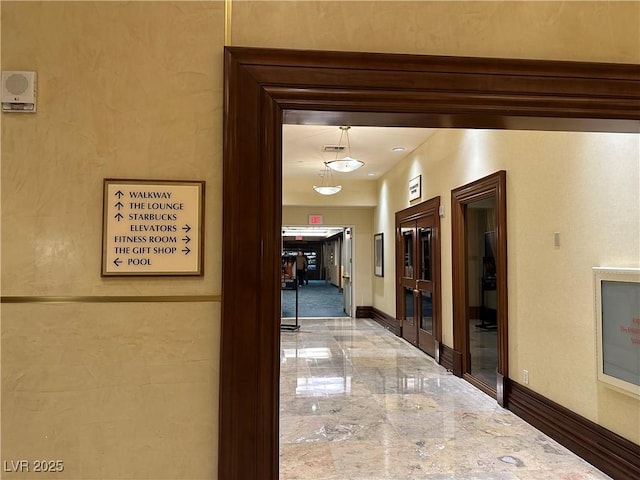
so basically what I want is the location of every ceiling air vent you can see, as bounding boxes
[322,145,346,153]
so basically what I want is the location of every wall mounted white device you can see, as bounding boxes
[2,71,37,112]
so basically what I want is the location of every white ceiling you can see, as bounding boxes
[282,125,436,180]
[281,226,344,238]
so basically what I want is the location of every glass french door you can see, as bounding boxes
[397,198,440,358]
[400,223,418,346]
[416,217,437,354]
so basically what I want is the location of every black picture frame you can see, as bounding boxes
[374,233,384,277]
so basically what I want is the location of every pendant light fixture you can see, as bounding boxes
[313,162,342,195]
[326,126,364,173]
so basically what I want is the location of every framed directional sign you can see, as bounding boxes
[102,179,205,276]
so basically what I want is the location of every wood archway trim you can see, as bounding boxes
[221,46,639,480]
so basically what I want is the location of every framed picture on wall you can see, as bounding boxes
[594,267,640,397]
[374,233,384,277]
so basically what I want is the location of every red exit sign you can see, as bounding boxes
[308,215,323,225]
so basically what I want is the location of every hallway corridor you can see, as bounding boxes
[282,280,349,318]
[279,318,611,480]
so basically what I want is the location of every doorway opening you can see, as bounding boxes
[466,197,498,387]
[281,225,353,319]
[220,47,636,480]
[452,171,508,403]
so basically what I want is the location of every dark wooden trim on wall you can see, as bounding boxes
[221,48,283,480]
[507,380,640,480]
[356,306,401,336]
[439,343,462,376]
[221,46,640,480]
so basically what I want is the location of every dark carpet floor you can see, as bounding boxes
[281,279,348,319]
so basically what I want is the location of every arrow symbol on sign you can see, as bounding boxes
[114,213,123,222]
[182,225,191,233]
[182,246,191,255]
[115,201,124,210]
[115,190,124,198]
[113,258,122,267]
[182,236,191,244]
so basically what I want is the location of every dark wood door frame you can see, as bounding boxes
[221,46,639,480]
[451,171,507,404]
[395,197,442,359]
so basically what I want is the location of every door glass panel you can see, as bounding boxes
[420,227,432,281]
[466,197,498,388]
[420,291,433,333]
[404,287,414,324]
[403,230,413,277]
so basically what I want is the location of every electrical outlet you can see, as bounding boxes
[523,370,529,385]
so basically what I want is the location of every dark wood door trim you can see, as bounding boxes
[221,53,283,480]
[451,171,508,404]
[221,46,639,480]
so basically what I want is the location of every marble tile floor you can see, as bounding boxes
[279,318,611,480]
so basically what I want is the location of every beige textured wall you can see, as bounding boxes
[2,1,639,478]
[2,302,219,479]
[1,2,223,479]
[283,177,377,207]
[231,1,639,63]
[374,129,640,443]
[283,206,374,308]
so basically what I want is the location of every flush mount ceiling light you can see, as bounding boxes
[325,126,364,173]
[313,162,342,195]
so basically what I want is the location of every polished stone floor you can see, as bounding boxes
[279,318,611,480]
